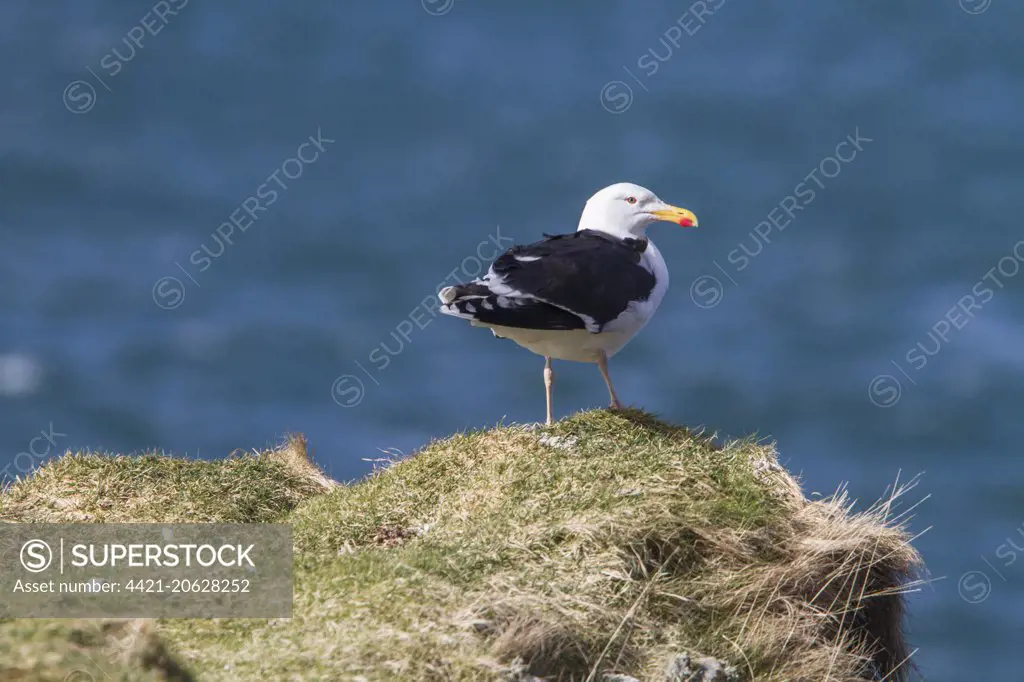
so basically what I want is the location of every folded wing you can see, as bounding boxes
[438,230,656,333]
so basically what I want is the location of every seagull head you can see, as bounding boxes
[577,182,698,239]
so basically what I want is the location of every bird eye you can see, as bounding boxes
[625,196,637,204]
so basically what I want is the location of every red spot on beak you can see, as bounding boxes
[679,217,695,227]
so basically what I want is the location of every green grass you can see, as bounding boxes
[0,434,330,524]
[0,410,921,681]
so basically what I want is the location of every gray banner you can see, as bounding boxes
[0,523,292,617]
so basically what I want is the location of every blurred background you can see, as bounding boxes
[2,1,1022,677]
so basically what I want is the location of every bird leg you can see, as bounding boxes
[597,350,622,410]
[543,357,555,426]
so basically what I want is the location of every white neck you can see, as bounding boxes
[576,206,649,241]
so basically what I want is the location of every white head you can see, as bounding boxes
[577,182,698,240]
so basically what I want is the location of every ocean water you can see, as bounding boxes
[2,1,1023,677]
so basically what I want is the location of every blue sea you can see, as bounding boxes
[2,1,1022,677]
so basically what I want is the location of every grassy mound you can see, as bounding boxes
[0,410,921,681]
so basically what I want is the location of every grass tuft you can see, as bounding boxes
[0,435,332,524]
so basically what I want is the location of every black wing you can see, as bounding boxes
[439,230,655,332]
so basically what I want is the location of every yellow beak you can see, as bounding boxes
[651,204,698,227]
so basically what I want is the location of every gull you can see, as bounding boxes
[438,182,698,425]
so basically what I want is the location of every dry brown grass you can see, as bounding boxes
[0,410,923,681]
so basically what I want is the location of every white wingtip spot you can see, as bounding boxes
[439,286,457,304]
